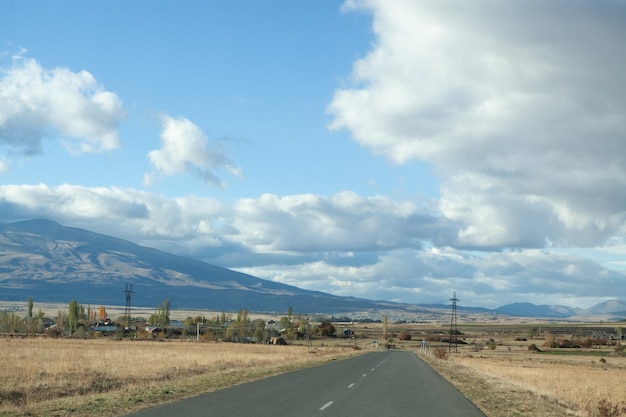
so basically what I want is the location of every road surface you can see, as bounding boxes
[125,350,485,417]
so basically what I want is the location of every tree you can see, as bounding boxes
[287,306,293,330]
[27,298,33,318]
[319,320,336,337]
[148,299,171,326]
[99,305,107,321]
[68,300,79,334]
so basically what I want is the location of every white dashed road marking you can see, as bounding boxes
[320,401,334,411]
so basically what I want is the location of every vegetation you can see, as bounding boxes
[415,325,626,417]
[148,299,171,325]
[3,300,626,417]
[0,338,360,417]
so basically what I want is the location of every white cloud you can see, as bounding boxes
[330,0,626,248]
[0,54,125,160]
[230,191,456,252]
[0,183,623,307]
[145,115,241,187]
[237,247,626,308]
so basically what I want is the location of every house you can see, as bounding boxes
[92,320,118,333]
[591,331,616,343]
[269,336,287,345]
[145,326,163,338]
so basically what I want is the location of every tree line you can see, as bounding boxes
[0,298,339,343]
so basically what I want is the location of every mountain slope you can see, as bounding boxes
[1,219,624,319]
[0,219,390,313]
[494,302,582,318]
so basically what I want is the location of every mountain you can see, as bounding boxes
[494,302,582,318]
[494,301,626,321]
[0,219,405,314]
[584,299,626,315]
[1,219,624,320]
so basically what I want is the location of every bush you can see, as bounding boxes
[398,332,412,341]
[528,343,541,352]
[543,333,556,348]
[434,347,448,360]
[558,339,579,348]
[583,398,626,417]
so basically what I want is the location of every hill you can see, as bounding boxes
[0,219,402,313]
[1,219,624,320]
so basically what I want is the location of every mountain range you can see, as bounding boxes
[0,219,624,320]
[0,219,407,314]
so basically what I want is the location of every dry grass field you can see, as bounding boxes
[421,344,626,417]
[0,337,362,417]
[342,321,626,417]
[1,319,625,417]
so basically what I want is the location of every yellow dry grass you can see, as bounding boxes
[0,337,361,417]
[421,342,626,417]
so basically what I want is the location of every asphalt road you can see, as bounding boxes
[124,350,486,417]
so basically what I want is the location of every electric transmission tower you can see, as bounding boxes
[123,283,135,332]
[449,291,459,353]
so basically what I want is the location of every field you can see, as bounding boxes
[351,321,626,417]
[0,338,361,417]
[1,319,625,417]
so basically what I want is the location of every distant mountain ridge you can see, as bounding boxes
[0,219,395,313]
[0,219,624,320]
[423,300,626,320]
[494,300,626,320]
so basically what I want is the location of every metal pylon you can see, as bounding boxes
[449,291,459,353]
[123,283,135,331]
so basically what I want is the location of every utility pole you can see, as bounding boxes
[305,316,312,349]
[123,283,135,334]
[449,291,459,353]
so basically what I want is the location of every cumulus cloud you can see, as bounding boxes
[330,0,626,249]
[145,115,241,187]
[0,184,624,306]
[0,183,230,258]
[0,54,125,160]
[230,191,457,252]
[237,247,626,308]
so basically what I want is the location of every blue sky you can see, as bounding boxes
[1,1,625,309]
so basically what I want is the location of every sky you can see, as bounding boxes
[1,0,625,309]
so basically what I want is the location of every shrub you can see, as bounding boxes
[558,339,579,348]
[472,341,485,352]
[543,333,556,348]
[398,332,412,341]
[580,338,593,348]
[434,347,448,360]
[583,398,626,417]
